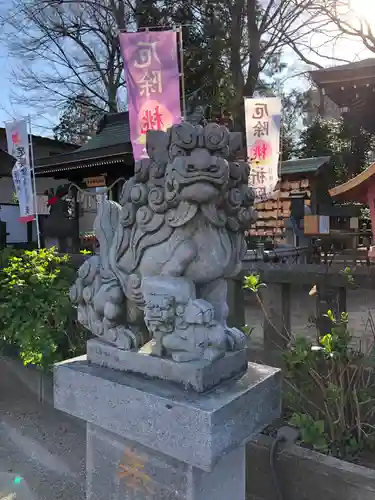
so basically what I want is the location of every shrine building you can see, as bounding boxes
[309,58,375,134]
[35,111,134,245]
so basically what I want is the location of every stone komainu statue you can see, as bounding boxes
[70,120,257,363]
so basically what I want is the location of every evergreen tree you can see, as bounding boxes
[1,0,328,128]
[280,90,310,160]
[299,116,375,187]
[134,0,232,114]
[53,94,102,145]
[254,56,309,160]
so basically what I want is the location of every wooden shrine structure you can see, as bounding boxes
[307,59,375,251]
[249,156,359,243]
[249,156,327,240]
[35,112,134,250]
[330,162,375,260]
[36,111,134,197]
[0,148,16,176]
[35,106,366,251]
[310,58,375,133]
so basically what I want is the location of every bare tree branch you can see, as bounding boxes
[310,0,375,54]
[0,0,129,116]
[287,39,324,69]
[0,0,366,132]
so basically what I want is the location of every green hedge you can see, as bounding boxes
[0,247,87,371]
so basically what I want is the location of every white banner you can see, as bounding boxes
[244,97,282,201]
[5,119,35,222]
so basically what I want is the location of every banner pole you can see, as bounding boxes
[275,100,283,245]
[177,26,187,120]
[28,116,41,249]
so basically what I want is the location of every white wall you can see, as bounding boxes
[0,177,64,245]
[0,176,64,204]
[0,204,28,243]
[0,176,103,244]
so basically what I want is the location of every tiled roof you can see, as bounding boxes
[310,58,375,85]
[36,112,132,170]
[78,112,131,152]
[312,58,375,74]
[281,156,331,176]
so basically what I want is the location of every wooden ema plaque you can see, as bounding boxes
[304,215,319,235]
[304,215,330,235]
[85,176,106,188]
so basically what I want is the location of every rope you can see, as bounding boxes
[68,178,127,197]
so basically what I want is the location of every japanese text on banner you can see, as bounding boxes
[120,31,181,161]
[244,97,282,201]
[5,120,35,223]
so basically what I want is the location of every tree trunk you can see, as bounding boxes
[230,0,245,131]
[244,0,261,98]
[230,0,261,134]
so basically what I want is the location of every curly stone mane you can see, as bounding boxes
[118,121,255,237]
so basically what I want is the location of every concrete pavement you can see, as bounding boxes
[0,362,86,499]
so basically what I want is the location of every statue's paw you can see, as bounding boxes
[113,329,132,350]
[106,326,142,350]
[203,347,224,362]
[164,334,203,362]
[104,301,122,322]
[185,299,215,326]
[125,274,143,304]
[205,324,227,350]
[93,282,124,317]
[225,326,247,351]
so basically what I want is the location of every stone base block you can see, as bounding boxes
[87,423,245,500]
[87,338,248,392]
[54,356,281,471]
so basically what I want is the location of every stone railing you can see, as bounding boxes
[244,245,311,264]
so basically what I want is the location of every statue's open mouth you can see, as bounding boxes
[165,154,229,196]
[169,167,227,187]
[165,162,228,204]
[179,182,221,203]
[165,174,224,194]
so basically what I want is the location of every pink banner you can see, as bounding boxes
[120,30,182,161]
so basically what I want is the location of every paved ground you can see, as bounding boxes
[0,363,85,500]
[245,285,375,351]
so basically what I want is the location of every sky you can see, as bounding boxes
[0,0,373,138]
[281,0,375,93]
[0,36,59,137]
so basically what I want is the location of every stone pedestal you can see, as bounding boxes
[86,424,245,500]
[54,356,281,500]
